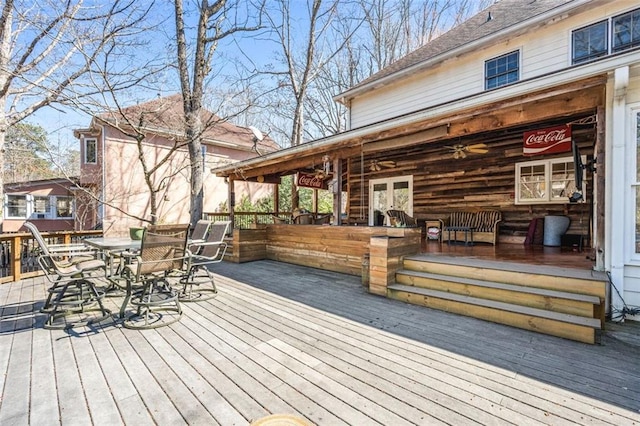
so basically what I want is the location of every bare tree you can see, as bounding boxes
[173,0,263,229]
[261,0,362,208]
[0,0,156,215]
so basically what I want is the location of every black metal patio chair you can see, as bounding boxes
[178,221,230,302]
[24,222,111,329]
[120,226,188,329]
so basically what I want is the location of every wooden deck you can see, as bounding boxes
[421,240,596,270]
[1,260,639,425]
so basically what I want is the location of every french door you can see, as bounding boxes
[368,176,413,226]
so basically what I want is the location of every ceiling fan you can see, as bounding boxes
[370,160,396,171]
[446,143,488,159]
[311,168,331,179]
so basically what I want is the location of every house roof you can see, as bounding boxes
[336,0,585,102]
[88,94,279,153]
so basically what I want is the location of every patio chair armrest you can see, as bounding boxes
[189,240,227,249]
[47,243,97,255]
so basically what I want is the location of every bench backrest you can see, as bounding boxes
[450,210,502,232]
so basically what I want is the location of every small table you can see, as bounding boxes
[424,220,442,242]
[444,226,475,246]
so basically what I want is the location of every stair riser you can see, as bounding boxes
[403,259,606,300]
[396,273,597,318]
[388,289,598,344]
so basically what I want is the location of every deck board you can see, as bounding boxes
[0,260,639,425]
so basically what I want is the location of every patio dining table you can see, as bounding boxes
[83,237,142,296]
[84,237,142,252]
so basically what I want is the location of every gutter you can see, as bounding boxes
[335,0,594,103]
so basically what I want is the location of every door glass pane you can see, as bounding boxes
[392,181,409,211]
[372,183,388,225]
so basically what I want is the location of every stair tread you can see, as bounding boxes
[397,269,601,304]
[387,283,601,329]
[404,254,607,282]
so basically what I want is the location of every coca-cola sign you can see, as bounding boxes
[523,124,572,156]
[297,172,327,189]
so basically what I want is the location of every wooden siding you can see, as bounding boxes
[346,114,597,242]
[349,2,630,128]
[264,225,420,276]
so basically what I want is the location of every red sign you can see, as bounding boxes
[297,173,327,189]
[523,125,572,156]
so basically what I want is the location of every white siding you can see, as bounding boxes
[623,269,640,321]
[350,1,638,129]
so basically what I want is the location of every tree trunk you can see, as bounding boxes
[186,111,204,226]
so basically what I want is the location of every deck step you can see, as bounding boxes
[396,269,601,305]
[387,283,602,344]
[390,255,607,344]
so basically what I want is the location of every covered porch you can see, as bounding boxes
[215,75,606,269]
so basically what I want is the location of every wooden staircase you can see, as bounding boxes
[388,255,608,344]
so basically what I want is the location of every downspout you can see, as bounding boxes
[608,66,628,319]
[100,124,106,228]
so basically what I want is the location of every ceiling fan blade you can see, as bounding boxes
[466,143,488,150]
[379,161,396,167]
[467,148,488,154]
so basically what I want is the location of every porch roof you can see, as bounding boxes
[212,73,606,182]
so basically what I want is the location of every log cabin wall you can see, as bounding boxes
[346,113,597,243]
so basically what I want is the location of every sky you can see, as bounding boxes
[22,0,490,153]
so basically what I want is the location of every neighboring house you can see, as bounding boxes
[213,0,640,320]
[2,178,89,232]
[74,94,278,236]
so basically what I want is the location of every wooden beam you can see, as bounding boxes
[220,75,606,180]
[362,125,449,153]
[333,158,343,225]
[595,106,605,270]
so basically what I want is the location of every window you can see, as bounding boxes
[3,194,75,219]
[613,8,640,52]
[84,138,97,164]
[572,20,608,64]
[515,156,584,204]
[55,196,74,218]
[485,51,519,90]
[6,195,27,218]
[33,196,51,219]
[572,7,640,65]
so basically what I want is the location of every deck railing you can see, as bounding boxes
[0,212,298,282]
[0,230,103,283]
[204,211,293,228]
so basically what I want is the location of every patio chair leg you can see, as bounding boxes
[123,278,182,329]
[179,265,218,302]
[44,279,112,330]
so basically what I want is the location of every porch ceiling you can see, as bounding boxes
[214,74,606,182]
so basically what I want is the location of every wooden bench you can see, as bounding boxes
[440,210,501,245]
